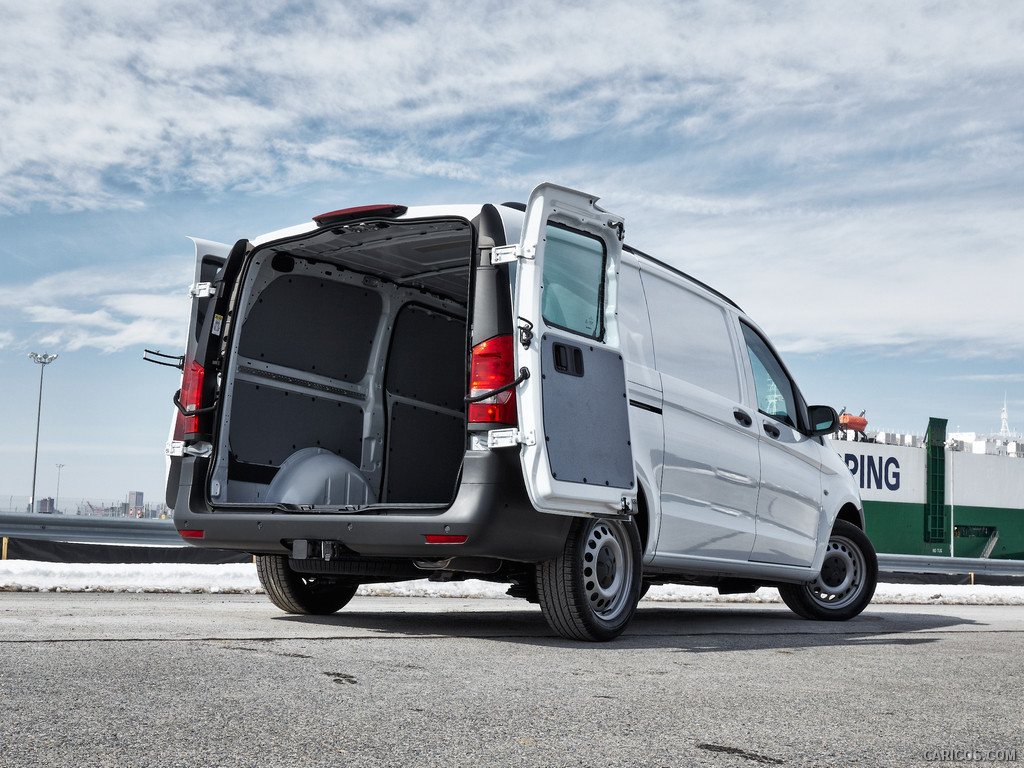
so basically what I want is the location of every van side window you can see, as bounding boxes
[541,225,605,339]
[617,258,657,369]
[639,270,741,400]
[742,324,796,427]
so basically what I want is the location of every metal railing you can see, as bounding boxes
[877,553,1024,578]
[3,512,1024,576]
[0,513,182,546]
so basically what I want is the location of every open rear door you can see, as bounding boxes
[511,183,635,517]
[160,238,233,508]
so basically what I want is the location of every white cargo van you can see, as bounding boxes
[158,182,875,641]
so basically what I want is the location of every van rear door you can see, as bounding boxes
[510,183,635,517]
[161,238,233,508]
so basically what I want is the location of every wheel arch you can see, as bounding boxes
[835,502,865,531]
[634,480,653,556]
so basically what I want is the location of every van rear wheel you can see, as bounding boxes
[778,520,877,621]
[536,517,642,641]
[256,554,359,615]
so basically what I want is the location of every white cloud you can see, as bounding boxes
[0,259,192,353]
[2,0,1023,210]
[1,0,1023,359]
[612,188,1024,359]
[944,374,1024,383]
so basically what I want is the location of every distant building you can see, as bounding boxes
[38,497,55,514]
[128,491,145,518]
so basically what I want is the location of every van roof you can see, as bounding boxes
[251,200,741,313]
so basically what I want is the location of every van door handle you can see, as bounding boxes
[763,421,781,439]
[733,409,752,427]
[552,342,585,377]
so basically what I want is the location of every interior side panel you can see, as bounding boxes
[383,304,467,503]
[384,404,465,502]
[386,305,466,410]
[238,277,382,380]
[229,382,364,468]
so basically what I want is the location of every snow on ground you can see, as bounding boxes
[1,560,1023,604]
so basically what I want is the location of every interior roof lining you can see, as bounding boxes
[262,219,475,302]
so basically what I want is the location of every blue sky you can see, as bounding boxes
[2,0,1023,509]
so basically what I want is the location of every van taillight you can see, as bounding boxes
[180,358,205,435]
[313,204,408,228]
[468,335,518,424]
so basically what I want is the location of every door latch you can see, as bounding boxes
[518,317,534,348]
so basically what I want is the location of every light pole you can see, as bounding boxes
[28,352,58,514]
[55,463,65,514]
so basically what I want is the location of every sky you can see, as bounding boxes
[1,0,1023,510]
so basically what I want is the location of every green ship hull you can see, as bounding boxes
[832,418,1024,561]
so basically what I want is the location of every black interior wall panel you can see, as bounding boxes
[384,403,464,503]
[229,381,363,467]
[386,304,466,410]
[239,277,382,381]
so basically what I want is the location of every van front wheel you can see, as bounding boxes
[536,517,642,641]
[778,521,877,621]
[256,554,358,615]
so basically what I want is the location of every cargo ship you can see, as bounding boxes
[829,404,1024,561]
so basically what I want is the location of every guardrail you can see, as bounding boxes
[878,553,1024,578]
[0,513,182,546]
[3,513,1024,576]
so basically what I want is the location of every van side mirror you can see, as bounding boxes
[806,405,839,437]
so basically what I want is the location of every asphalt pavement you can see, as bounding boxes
[1,593,1020,768]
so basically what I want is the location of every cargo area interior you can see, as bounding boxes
[207,218,475,509]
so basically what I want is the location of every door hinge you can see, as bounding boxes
[487,428,536,449]
[189,282,217,299]
[490,244,536,265]
[490,245,519,265]
[166,440,212,458]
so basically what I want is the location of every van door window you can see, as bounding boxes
[541,225,605,339]
[742,324,797,427]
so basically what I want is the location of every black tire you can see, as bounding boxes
[536,517,642,641]
[256,554,358,615]
[779,520,877,621]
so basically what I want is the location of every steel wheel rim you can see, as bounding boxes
[582,520,633,621]
[809,534,865,610]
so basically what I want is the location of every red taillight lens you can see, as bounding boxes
[180,358,205,435]
[179,529,204,539]
[468,335,517,424]
[424,534,468,544]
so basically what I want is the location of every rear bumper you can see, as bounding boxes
[172,449,572,563]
